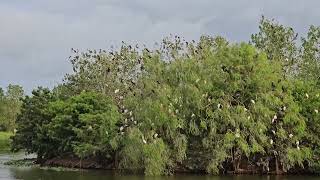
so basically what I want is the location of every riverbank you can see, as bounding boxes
[42,157,107,169]
[1,152,320,177]
[5,156,320,176]
[1,153,319,180]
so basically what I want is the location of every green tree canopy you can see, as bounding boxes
[11,17,320,175]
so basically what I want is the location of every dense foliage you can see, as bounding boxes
[12,17,320,175]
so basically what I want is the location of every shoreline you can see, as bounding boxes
[4,156,319,176]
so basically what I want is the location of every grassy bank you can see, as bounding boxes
[0,132,12,152]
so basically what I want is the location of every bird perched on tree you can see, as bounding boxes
[153,133,158,138]
[270,139,274,145]
[272,114,277,123]
[142,136,147,144]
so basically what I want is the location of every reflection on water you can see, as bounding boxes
[0,153,319,180]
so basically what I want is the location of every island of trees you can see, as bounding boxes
[2,17,320,175]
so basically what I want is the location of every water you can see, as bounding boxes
[0,153,318,180]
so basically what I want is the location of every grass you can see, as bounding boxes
[0,131,12,152]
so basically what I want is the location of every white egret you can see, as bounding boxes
[235,133,240,138]
[154,133,158,138]
[273,115,277,120]
[142,136,147,144]
[272,114,277,123]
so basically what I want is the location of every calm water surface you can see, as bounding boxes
[0,153,318,180]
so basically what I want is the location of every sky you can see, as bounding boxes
[1,0,320,93]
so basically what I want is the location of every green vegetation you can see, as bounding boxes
[10,17,320,175]
[0,85,24,131]
[0,132,13,152]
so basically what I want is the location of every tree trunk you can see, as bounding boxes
[232,148,238,172]
[275,157,279,175]
[114,152,119,168]
[236,156,241,171]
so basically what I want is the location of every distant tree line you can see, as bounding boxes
[11,17,320,175]
[0,85,24,131]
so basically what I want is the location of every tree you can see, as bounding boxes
[45,91,121,160]
[295,26,320,170]
[0,88,4,98]
[300,25,320,84]
[0,88,5,130]
[124,38,313,174]
[0,85,24,131]
[11,87,56,160]
[12,90,121,162]
[65,44,144,99]
[251,16,299,77]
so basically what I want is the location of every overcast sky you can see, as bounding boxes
[1,0,319,93]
